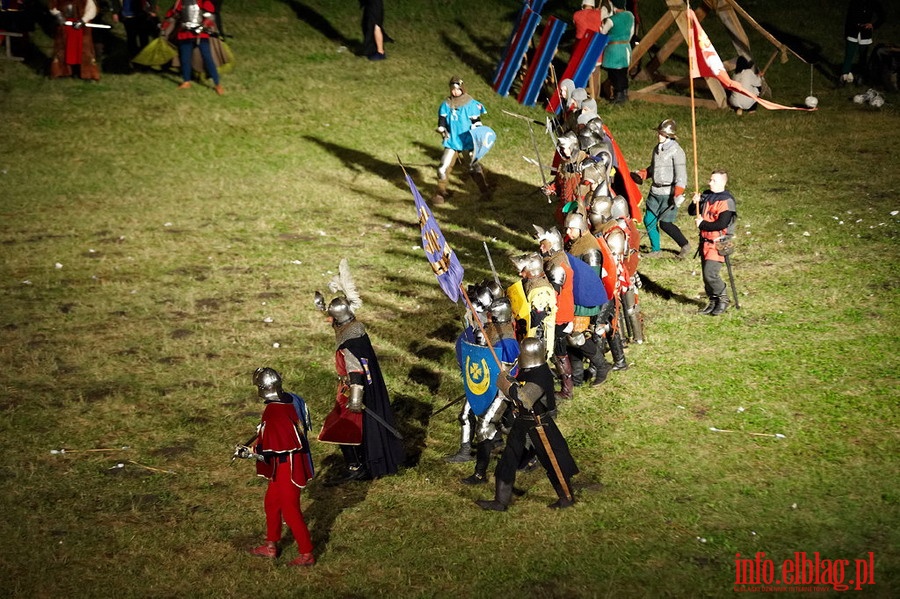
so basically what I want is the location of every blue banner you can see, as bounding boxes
[405,173,465,303]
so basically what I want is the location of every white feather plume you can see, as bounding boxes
[328,258,362,312]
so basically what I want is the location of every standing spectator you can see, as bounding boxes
[600,0,634,103]
[632,119,691,259]
[359,0,386,61]
[573,0,611,99]
[234,368,315,567]
[688,170,737,316]
[164,0,223,94]
[840,0,886,86]
[49,0,101,80]
[111,0,158,60]
[728,56,762,115]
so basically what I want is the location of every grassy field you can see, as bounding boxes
[1,0,898,596]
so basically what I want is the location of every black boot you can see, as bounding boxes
[469,169,493,201]
[461,441,491,485]
[554,355,574,400]
[548,479,576,509]
[476,478,513,511]
[609,333,628,371]
[444,441,474,463]
[698,296,717,315]
[710,293,731,316]
[570,353,585,386]
[588,348,611,386]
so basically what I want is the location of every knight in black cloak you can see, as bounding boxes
[315,259,405,484]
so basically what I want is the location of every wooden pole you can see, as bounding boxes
[687,2,700,196]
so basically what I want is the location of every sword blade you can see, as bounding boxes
[362,406,403,440]
[63,21,112,29]
[724,255,741,309]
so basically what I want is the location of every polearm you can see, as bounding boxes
[724,254,741,309]
[501,109,552,203]
[63,20,112,29]
[483,241,501,288]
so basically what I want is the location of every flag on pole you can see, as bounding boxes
[687,9,813,112]
[404,173,465,303]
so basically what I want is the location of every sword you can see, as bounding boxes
[532,413,573,502]
[483,241,501,288]
[724,254,741,310]
[432,393,466,417]
[361,406,403,440]
[63,20,112,29]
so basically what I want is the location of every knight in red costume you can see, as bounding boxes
[233,367,315,567]
[315,259,405,485]
[164,0,223,94]
[49,0,101,80]
[689,170,737,316]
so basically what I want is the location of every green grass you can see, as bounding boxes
[0,0,898,596]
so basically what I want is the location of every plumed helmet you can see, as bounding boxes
[604,227,627,258]
[610,195,630,220]
[253,367,283,401]
[489,298,513,324]
[314,258,362,326]
[564,211,589,236]
[590,195,613,229]
[518,337,546,369]
[533,224,564,253]
[556,131,579,159]
[512,252,544,278]
[327,297,355,325]
[656,118,678,138]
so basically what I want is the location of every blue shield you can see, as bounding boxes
[459,339,501,416]
[471,126,497,161]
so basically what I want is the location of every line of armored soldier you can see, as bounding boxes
[535,82,645,398]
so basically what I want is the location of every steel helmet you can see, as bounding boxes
[656,119,678,138]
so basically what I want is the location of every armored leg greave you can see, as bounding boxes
[554,355,574,400]
[609,332,628,371]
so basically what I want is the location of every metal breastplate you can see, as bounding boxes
[181,2,201,29]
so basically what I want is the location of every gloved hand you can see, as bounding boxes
[347,384,364,413]
[540,183,554,197]
[73,19,84,30]
[673,194,686,208]
[234,445,252,459]
[435,126,449,141]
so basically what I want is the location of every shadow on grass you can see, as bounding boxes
[638,272,704,307]
[279,0,356,51]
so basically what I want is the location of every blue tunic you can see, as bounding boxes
[439,97,486,152]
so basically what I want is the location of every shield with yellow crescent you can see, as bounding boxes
[459,339,501,416]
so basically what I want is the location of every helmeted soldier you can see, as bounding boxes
[604,225,644,343]
[543,131,591,228]
[632,119,691,258]
[460,297,520,485]
[315,259,405,484]
[445,281,495,463]
[534,225,576,400]
[234,367,315,566]
[507,252,557,358]
[433,75,493,204]
[476,338,579,511]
